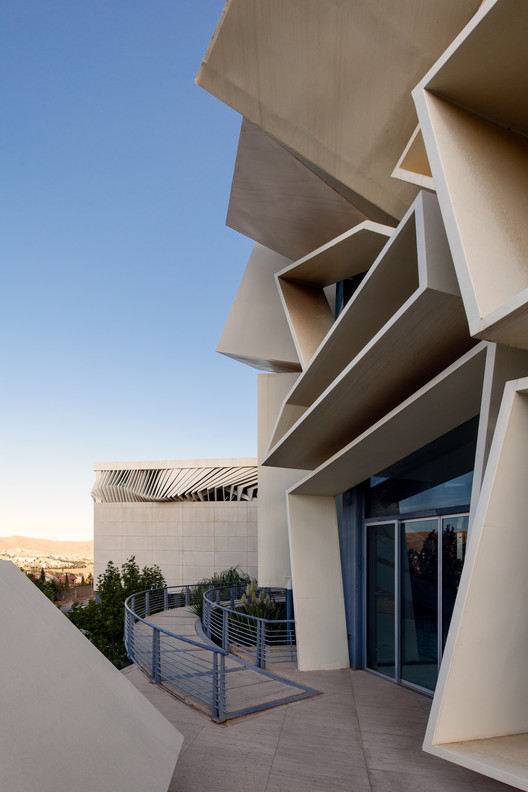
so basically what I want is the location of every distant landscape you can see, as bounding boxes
[0,536,94,585]
[0,535,93,556]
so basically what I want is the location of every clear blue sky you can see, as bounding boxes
[0,1,257,540]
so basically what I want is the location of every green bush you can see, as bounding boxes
[188,566,251,621]
[68,556,165,669]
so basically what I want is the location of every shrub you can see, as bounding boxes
[188,567,251,621]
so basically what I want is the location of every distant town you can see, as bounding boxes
[0,536,94,587]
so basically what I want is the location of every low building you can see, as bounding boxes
[92,458,258,586]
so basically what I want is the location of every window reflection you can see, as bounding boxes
[366,417,478,518]
[401,520,438,690]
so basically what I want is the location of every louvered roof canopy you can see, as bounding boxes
[92,459,258,503]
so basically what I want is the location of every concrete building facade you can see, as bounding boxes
[93,459,258,586]
[197,1,528,789]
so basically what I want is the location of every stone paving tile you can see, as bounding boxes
[124,662,516,792]
[177,741,274,775]
[194,710,284,754]
[265,765,371,792]
[368,768,479,792]
[361,731,469,779]
[355,701,429,736]
[170,763,270,792]
[460,767,517,791]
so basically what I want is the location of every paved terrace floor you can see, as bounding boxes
[124,662,514,792]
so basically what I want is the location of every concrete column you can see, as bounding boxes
[288,493,349,670]
[257,373,308,587]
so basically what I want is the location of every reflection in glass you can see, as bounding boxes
[365,417,478,518]
[401,519,438,689]
[442,516,468,649]
[366,524,395,678]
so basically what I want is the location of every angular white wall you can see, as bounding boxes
[0,561,182,792]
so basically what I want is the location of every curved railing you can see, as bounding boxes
[202,582,296,667]
[124,585,228,722]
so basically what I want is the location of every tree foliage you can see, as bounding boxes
[68,557,166,669]
[26,571,59,601]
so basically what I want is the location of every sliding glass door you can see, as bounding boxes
[366,523,396,679]
[366,514,468,692]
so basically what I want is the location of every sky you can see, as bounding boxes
[0,1,258,541]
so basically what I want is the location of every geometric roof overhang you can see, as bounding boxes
[197,0,482,224]
[413,0,528,348]
[264,191,475,470]
[423,374,528,790]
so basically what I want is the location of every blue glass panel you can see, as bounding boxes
[442,515,468,649]
[401,519,438,690]
[366,417,478,518]
[366,523,395,678]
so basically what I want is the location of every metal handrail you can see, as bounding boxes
[124,584,229,722]
[202,582,296,668]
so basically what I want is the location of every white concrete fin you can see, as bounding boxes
[413,0,528,348]
[423,376,528,790]
[225,119,373,261]
[0,561,183,792]
[196,0,481,222]
[275,222,394,370]
[216,242,300,373]
[264,192,474,471]
[289,343,488,497]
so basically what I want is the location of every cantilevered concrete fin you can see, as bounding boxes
[0,561,183,792]
[217,243,301,373]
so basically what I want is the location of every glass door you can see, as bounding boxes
[366,522,396,679]
[365,514,468,692]
[401,518,438,690]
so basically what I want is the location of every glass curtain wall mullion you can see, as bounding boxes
[394,520,401,684]
[437,517,443,677]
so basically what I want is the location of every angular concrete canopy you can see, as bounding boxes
[413,0,528,348]
[423,376,528,790]
[197,0,482,224]
[0,562,183,792]
[276,221,394,369]
[264,192,474,470]
[289,343,488,497]
[226,120,383,261]
[217,243,300,372]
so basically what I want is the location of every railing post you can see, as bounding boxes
[145,590,150,618]
[222,608,229,651]
[256,620,265,669]
[212,652,219,722]
[185,586,190,606]
[211,652,226,723]
[218,652,226,723]
[125,609,134,659]
[286,587,293,646]
[230,585,235,610]
[151,628,160,684]
[215,588,220,604]
[203,597,209,636]
[163,586,168,611]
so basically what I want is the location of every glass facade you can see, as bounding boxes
[362,418,476,692]
[365,417,478,519]
[401,519,438,690]
[366,523,396,679]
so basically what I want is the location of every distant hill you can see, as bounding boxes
[0,536,93,557]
